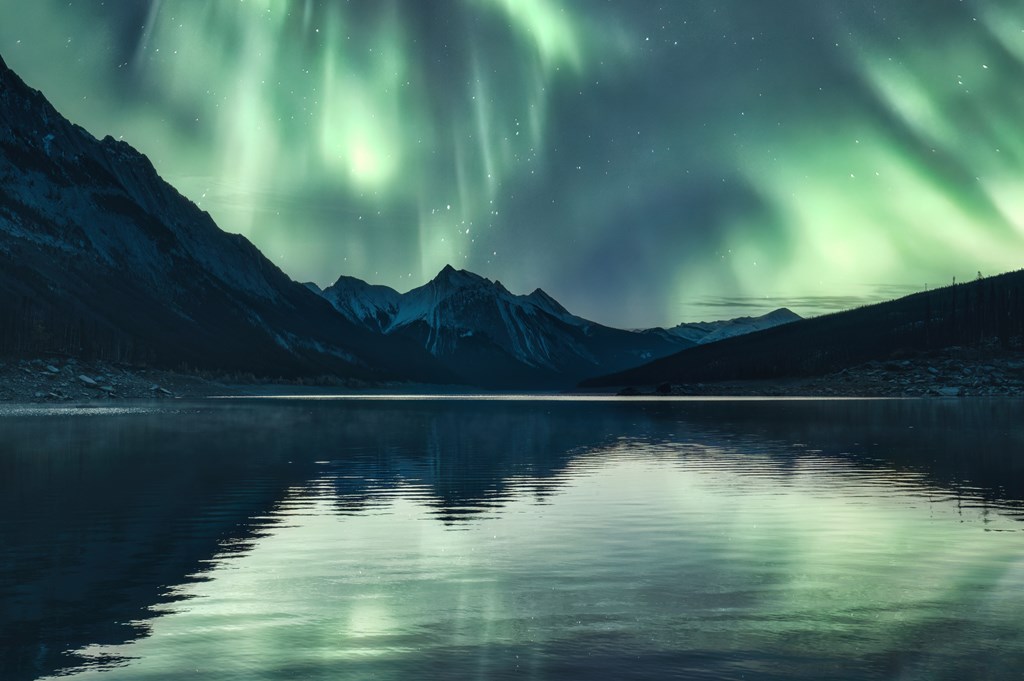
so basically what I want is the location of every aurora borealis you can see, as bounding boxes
[1,1,1023,327]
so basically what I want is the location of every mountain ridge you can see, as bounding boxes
[317,265,800,388]
[0,52,452,383]
[666,307,802,345]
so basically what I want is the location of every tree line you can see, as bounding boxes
[0,294,152,363]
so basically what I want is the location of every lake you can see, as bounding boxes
[2,397,1023,680]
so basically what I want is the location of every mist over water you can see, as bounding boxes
[2,398,1023,680]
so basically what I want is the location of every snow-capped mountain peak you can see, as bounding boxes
[320,275,401,333]
[524,288,576,322]
[667,308,801,345]
[429,264,490,291]
[314,266,802,388]
[315,267,682,386]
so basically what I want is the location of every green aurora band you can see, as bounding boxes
[1,0,1022,326]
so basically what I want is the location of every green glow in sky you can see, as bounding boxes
[1,1,1022,326]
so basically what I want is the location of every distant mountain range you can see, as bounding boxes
[0,52,800,388]
[307,268,798,387]
[664,308,801,345]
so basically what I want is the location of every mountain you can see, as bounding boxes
[0,53,451,383]
[0,53,804,390]
[317,266,798,388]
[666,308,801,345]
[316,266,688,387]
[318,275,401,333]
[582,270,1024,389]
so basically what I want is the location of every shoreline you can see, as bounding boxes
[0,358,496,404]
[0,357,239,403]
[615,347,1024,398]
[2,348,1022,404]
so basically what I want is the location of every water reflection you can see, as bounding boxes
[1,398,1022,680]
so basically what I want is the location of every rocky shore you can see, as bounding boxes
[4,348,1023,403]
[0,357,238,402]
[0,358,443,403]
[619,347,1024,398]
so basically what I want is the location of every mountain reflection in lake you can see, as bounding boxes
[2,397,1023,680]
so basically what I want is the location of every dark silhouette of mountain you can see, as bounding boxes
[0,53,451,383]
[583,269,1024,388]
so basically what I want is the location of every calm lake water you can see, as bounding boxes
[2,397,1023,680]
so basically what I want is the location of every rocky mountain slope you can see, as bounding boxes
[0,53,450,384]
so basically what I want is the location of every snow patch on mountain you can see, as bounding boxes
[667,308,801,345]
[384,266,573,366]
[320,275,401,333]
[320,265,614,372]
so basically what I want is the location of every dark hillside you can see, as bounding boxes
[0,53,451,383]
[583,269,1024,388]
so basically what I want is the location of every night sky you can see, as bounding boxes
[1,1,1022,327]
